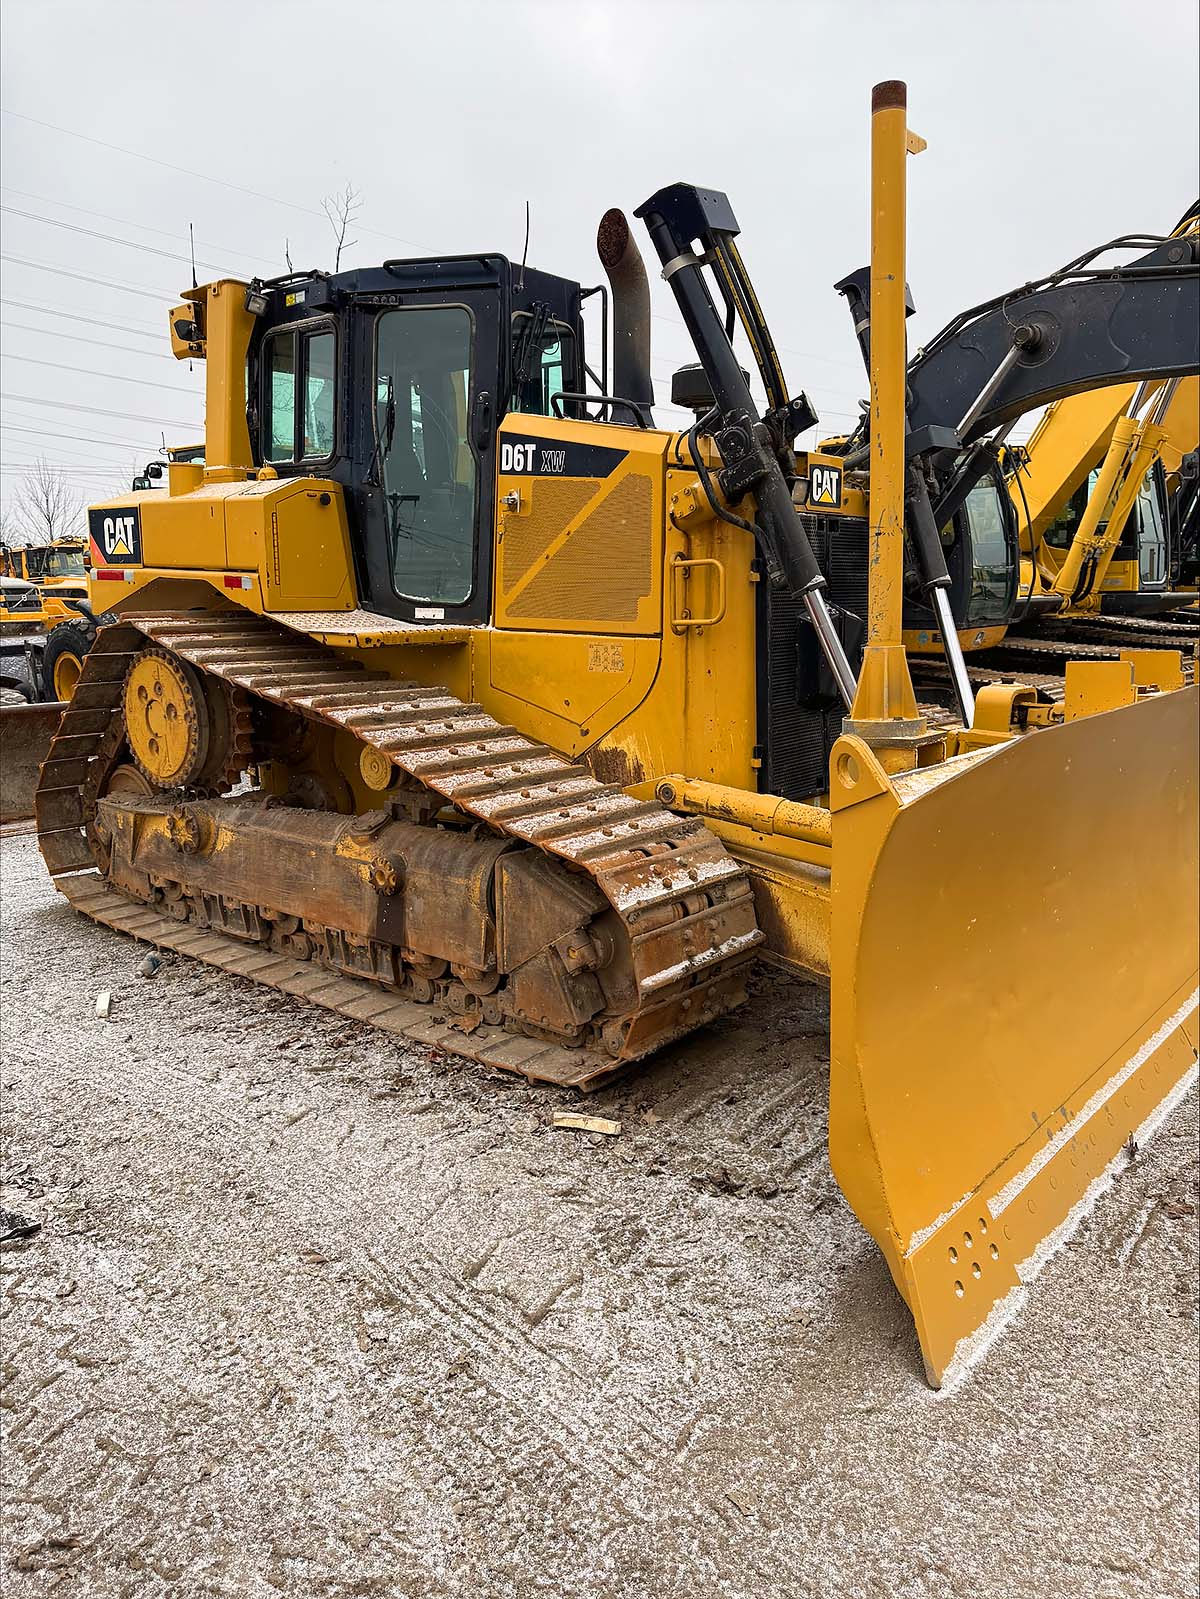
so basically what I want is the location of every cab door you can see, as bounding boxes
[348,265,504,626]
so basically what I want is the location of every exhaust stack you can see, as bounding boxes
[596,208,654,413]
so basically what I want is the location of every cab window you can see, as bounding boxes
[962,479,1013,623]
[376,305,476,607]
[1135,473,1167,585]
[43,547,85,578]
[511,314,576,416]
[263,326,337,463]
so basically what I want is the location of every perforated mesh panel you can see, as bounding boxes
[507,473,653,622]
[501,479,599,594]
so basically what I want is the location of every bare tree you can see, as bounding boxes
[322,182,361,272]
[102,458,148,500]
[12,459,84,544]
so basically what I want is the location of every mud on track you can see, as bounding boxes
[2,829,1197,1599]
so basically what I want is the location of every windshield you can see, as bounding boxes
[962,480,1012,623]
[376,305,476,607]
[511,316,575,417]
[40,546,85,579]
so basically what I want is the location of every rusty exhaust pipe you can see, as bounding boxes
[597,208,654,415]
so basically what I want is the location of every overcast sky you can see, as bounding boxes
[1,0,1197,526]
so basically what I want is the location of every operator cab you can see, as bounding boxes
[1042,461,1170,593]
[244,258,594,625]
[898,458,1018,633]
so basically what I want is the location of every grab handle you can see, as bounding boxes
[670,555,727,632]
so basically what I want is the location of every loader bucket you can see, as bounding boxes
[827,685,1199,1386]
[0,703,64,823]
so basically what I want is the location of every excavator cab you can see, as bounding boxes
[827,218,1199,710]
[1040,459,1172,596]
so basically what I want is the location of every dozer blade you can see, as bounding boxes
[828,685,1199,1386]
[0,702,64,824]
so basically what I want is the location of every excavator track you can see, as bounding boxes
[914,666,1069,731]
[974,631,1197,675]
[1018,614,1200,652]
[36,612,762,1091]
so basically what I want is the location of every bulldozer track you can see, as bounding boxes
[36,612,762,1092]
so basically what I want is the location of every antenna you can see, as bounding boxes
[188,223,197,289]
[518,200,530,292]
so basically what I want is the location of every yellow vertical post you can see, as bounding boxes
[850,80,921,726]
[197,280,255,479]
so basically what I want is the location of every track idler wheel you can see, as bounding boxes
[123,649,211,787]
[122,648,252,792]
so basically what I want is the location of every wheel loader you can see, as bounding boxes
[30,84,1199,1386]
[0,536,97,701]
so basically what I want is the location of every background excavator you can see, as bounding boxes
[24,84,1198,1386]
[1005,373,1198,618]
[1003,203,1199,632]
[819,205,1199,723]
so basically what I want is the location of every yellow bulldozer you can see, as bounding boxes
[31,83,1199,1386]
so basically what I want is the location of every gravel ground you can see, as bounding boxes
[2,827,1197,1599]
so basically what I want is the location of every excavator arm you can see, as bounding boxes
[907,225,1199,445]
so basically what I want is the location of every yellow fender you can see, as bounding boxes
[828,686,1199,1385]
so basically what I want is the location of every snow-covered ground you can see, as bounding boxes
[2,828,1197,1599]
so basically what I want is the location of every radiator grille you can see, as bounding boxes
[501,479,598,593]
[508,473,653,623]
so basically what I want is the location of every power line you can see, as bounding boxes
[4,403,159,443]
[2,107,427,254]
[2,114,869,389]
[1,462,125,473]
[2,321,176,361]
[1,255,175,300]
[1,298,163,339]
[1,186,275,272]
[4,352,201,395]
[4,421,154,451]
[2,392,201,429]
[0,204,244,275]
